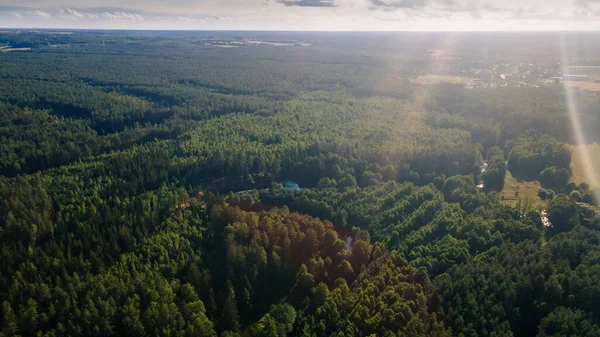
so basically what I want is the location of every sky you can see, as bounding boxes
[2,0,600,31]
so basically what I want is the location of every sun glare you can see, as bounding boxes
[560,33,600,203]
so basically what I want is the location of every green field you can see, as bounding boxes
[568,143,600,188]
[413,74,476,85]
[500,170,546,210]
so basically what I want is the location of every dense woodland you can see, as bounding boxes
[1,30,600,337]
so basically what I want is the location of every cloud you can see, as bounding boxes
[101,12,144,20]
[370,0,426,9]
[436,0,475,11]
[276,0,337,7]
[178,16,195,22]
[468,10,482,19]
[368,0,566,22]
[576,0,600,7]
[370,0,480,12]
[0,0,594,30]
[60,8,84,19]
[30,10,50,19]
[211,15,233,20]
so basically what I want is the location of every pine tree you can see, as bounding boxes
[220,282,240,332]
[2,301,19,336]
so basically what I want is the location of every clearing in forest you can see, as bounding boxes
[413,74,477,85]
[563,81,600,92]
[500,170,545,210]
[568,143,600,188]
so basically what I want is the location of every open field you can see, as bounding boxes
[568,143,600,188]
[567,66,600,75]
[413,74,476,85]
[500,170,546,210]
[561,66,600,91]
[564,81,600,92]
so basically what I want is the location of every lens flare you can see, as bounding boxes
[413,32,457,111]
[559,33,600,203]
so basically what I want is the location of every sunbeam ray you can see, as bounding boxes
[559,33,600,203]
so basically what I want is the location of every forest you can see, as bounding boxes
[1,30,600,337]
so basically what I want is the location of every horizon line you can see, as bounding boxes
[3,27,600,33]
